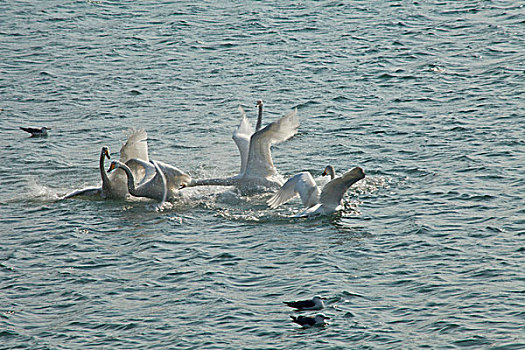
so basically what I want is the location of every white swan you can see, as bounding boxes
[123,158,191,199]
[62,129,149,199]
[62,146,110,198]
[189,103,299,192]
[108,160,168,202]
[224,100,264,177]
[267,166,365,217]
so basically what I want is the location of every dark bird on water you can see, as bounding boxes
[284,296,326,311]
[290,314,330,328]
[20,126,51,137]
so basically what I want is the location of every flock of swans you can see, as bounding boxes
[62,101,365,217]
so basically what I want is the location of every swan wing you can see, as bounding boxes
[119,129,149,163]
[125,158,156,186]
[267,172,319,209]
[245,108,299,179]
[294,203,324,218]
[320,167,365,209]
[156,160,192,190]
[232,106,253,174]
[62,186,102,199]
[108,129,149,192]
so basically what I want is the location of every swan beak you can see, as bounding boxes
[322,170,327,176]
[104,149,111,160]
[179,183,186,189]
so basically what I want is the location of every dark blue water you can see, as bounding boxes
[1,1,523,349]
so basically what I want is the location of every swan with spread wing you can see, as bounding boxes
[188,101,299,192]
[267,165,365,217]
[62,129,149,199]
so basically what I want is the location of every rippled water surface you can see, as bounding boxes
[1,1,524,349]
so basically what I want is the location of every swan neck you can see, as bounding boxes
[255,104,263,131]
[152,161,168,203]
[188,177,235,187]
[100,150,110,184]
[117,162,138,195]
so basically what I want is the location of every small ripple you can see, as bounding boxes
[490,344,525,350]
[453,335,492,347]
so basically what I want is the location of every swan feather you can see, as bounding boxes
[319,167,365,210]
[245,108,298,179]
[106,129,150,198]
[267,171,320,209]
[232,106,253,175]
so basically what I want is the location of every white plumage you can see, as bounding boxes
[190,103,299,192]
[268,166,365,217]
[62,129,150,199]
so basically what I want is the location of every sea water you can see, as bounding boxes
[1,1,523,349]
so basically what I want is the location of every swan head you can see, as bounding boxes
[322,165,335,179]
[107,161,120,173]
[101,146,111,160]
[256,99,263,107]
[179,174,192,189]
[42,127,51,131]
